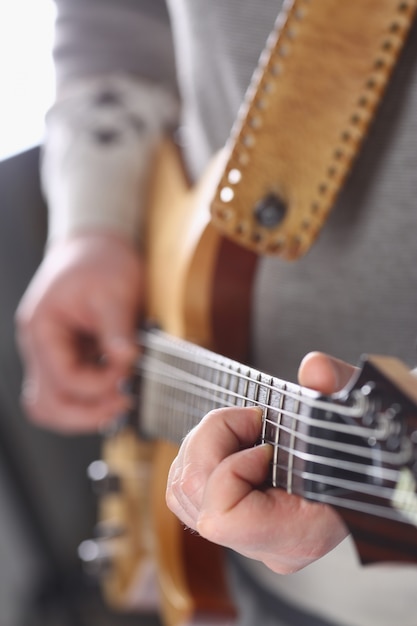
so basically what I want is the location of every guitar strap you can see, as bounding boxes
[210,0,417,260]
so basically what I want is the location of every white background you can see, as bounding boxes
[0,0,56,160]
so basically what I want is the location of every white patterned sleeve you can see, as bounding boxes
[42,0,179,247]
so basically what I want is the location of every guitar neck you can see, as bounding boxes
[138,328,323,493]
[136,328,417,565]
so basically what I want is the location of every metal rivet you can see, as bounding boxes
[270,63,282,77]
[238,152,250,166]
[251,231,263,244]
[249,116,262,129]
[220,186,234,203]
[243,134,255,147]
[262,82,274,93]
[268,238,285,253]
[255,99,267,110]
[228,168,242,184]
[216,207,233,221]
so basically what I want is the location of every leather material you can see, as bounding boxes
[210,0,417,260]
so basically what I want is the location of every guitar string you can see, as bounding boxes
[302,490,414,524]
[134,333,416,522]
[138,380,413,524]
[262,416,411,466]
[137,358,408,481]
[267,440,400,483]
[139,356,357,436]
[137,331,365,419]
[139,356,405,463]
[137,352,368,436]
[140,379,402,488]
[277,464,397,500]
[139,354,397,448]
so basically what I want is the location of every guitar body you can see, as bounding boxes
[145,138,257,359]
[144,139,258,626]
[84,138,417,624]
[89,139,257,626]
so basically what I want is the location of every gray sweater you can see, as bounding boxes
[47,1,417,624]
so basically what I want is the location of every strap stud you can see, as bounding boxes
[254,193,286,228]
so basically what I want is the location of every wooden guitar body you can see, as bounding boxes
[82,139,417,625]
[87,139,257,626]
[145,139,257,359]
[144,139,258,626]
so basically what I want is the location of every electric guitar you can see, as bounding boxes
[79,139,417,626]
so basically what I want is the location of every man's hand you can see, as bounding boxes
[166,352,356,574]
[15,232,144,433]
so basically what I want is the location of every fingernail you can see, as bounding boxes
[246,406,264,421]
[327,357,341,390]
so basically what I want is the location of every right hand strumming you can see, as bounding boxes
[15,232,144,433]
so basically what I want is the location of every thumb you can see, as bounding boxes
[298,351,357,394]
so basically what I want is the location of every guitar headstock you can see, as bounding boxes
[306,355,417,565]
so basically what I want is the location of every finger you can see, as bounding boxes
[21,315,133,400]
[298,351,357,394]
[21,376,131,434]
[197,444,347,573]
[198,442,273,517]
[95,301,140,369]
[196,443,279,543]
[166,406,263,526]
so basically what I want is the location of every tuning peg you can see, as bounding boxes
[78,538,112,578]
[87,460,121,495]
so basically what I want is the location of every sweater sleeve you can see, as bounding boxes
[42,0,179,247]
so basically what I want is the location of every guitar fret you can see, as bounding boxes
[172,352,181,438]
[198,360,208,419]
[188,359,194,423]
[203,359,212,415]
[232,367,240,407]
[242,369,250,407]
[252,371,262,408]
[261,377,272,447]
[287,390,301,495]
[272,384,286,489]
[139,331,317,471]
[212,364,221,410]
[225,367,232,406]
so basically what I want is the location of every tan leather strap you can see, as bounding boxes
[210,0,417,260]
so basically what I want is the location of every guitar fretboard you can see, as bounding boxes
[135,329,416,532]
[138,329,321,494]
